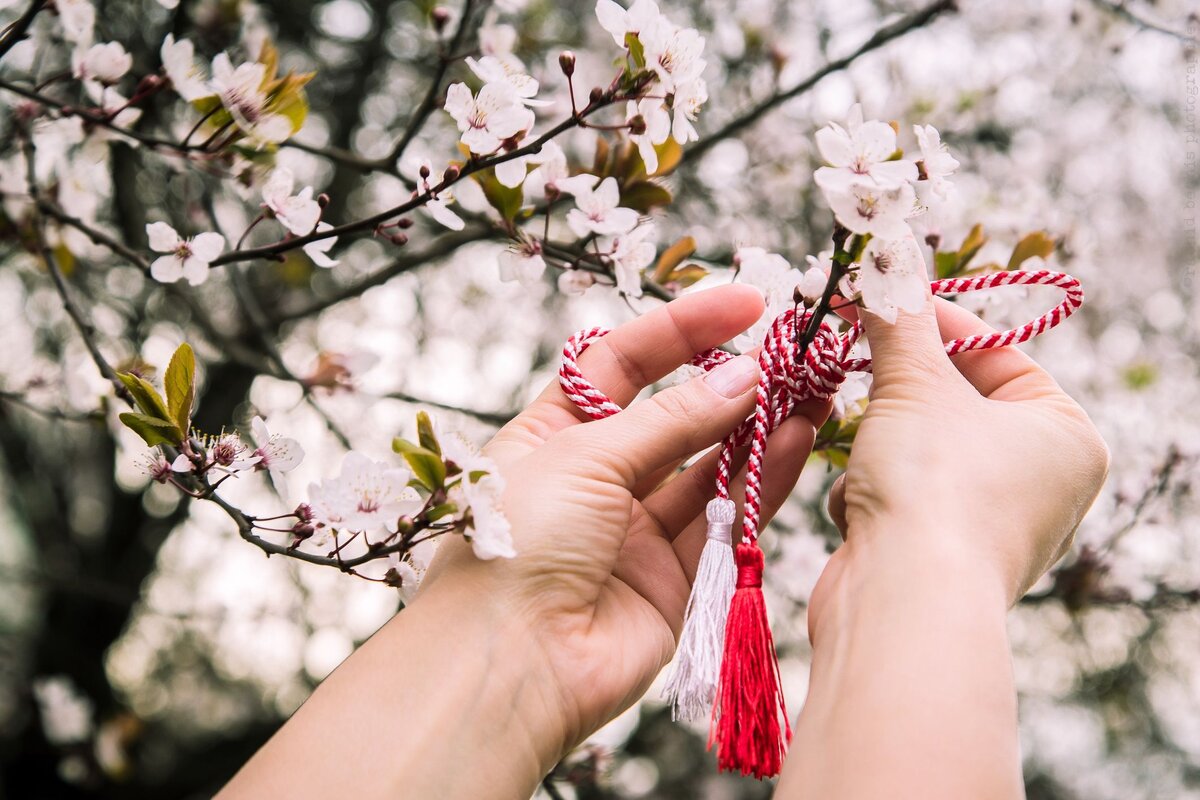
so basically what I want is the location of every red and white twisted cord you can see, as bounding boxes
[559,270,1083,541]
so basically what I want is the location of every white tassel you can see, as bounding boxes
[662,497,737,722]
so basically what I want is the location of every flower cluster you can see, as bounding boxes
[161,37,311,148]
[814,104,960,322]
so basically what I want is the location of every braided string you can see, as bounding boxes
[559,270,1083,542]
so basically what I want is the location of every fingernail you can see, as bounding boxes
[704,355,759,398]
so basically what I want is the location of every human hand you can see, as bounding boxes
[813,274,1111,632]
[417,284,831,773]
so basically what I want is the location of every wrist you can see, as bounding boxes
[809,519,1011,647]
[400,575,570,793]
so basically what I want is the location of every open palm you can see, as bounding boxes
[422,284,831,751]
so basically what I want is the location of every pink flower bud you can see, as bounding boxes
[442,164,460,182]
[397,217,414,229]
[558,51,576,77]
[431,7,450,32]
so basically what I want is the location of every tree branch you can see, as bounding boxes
[0,0,47,60]
[1090,0,1199,45]
[386,0,479,166]
[684,0,958,164]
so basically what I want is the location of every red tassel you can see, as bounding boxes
[710,541,791,779]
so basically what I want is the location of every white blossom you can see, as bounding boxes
[639,14,706,92]
[160,35,213,102]
[426,196,465,230]
[566,177,639,237]
[498,239,546,285]
[824,179,916,240]
[814,104,917,193]
[796,261,829,305]
[444,81,533,155]
[558,269,595,295]
[913,123,960,207]
[670,78,707,144]
[145,222,225,285]
[71,42,131,84]
[210,53,293,146]
[250,416,304,495]
[595,0,664,49]
[478,11,517,56]
[731,247,802,353]
[627,98,671,174]
[601,223,656,297]
[307,452,422,536]
[261,167,321,236]
[465,54,546,103]
[856,233,929,325]
[303,223,340,267]
[441,434,515,560]
[57,0,95,45]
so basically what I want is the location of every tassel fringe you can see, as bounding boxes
[662,498,737,721]
[711,542,791,779]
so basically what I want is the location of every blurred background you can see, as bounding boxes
[0,0,1197,797]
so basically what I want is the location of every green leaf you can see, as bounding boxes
[164,343,196,436]
[392,438,446,491]
[1007,231,1055,271]
[957,223,987,270]
[934,250,960,280]
[426,502,458,521]
[625,32,646,70]
[473,169,524,222]
[119,412,183,447]
[416,411,440,456]
[619,181,672,213]
[117,372,172,423]
[652,236,696,283]
[934,224,988,279]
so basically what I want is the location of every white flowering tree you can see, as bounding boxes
[0,0,1197,796]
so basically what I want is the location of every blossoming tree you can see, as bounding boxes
[0,0,1196,796]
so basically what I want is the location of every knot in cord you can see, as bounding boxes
[559,270,1084,545]
[735,543,764,589]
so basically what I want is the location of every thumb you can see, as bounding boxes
[858,234,958,393]
[569,354,761,488]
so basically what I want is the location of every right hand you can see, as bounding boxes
[815,275,1110,627]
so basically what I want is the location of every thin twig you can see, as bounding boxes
[386,0,479,166]
[1090,0,1199,45]
[0,0,47,60]
[684,0,958,163]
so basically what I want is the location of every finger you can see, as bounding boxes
[931,298,1065,402]
[671,414,819,582]
[827,471,848,541]
[639,397,830,537]
[629,345,765,500]
[612,414,819,631]
[857,235,963,394]
[561,354,761,488]
[486,284,764,466]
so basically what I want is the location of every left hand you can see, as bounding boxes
[419,283,831,769]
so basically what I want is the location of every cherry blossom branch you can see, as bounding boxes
[380,390,516,426]
[684,0,958,163]
[0,0,47,60]
[20,138,134,405]
[1089,0,1199,44]
[0,77,213,157]
[208,87,638,268]
[385,0,480,167]
[271,224,494,322]
[0,389,104,422]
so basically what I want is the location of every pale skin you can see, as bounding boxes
[219,277,1109,799]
